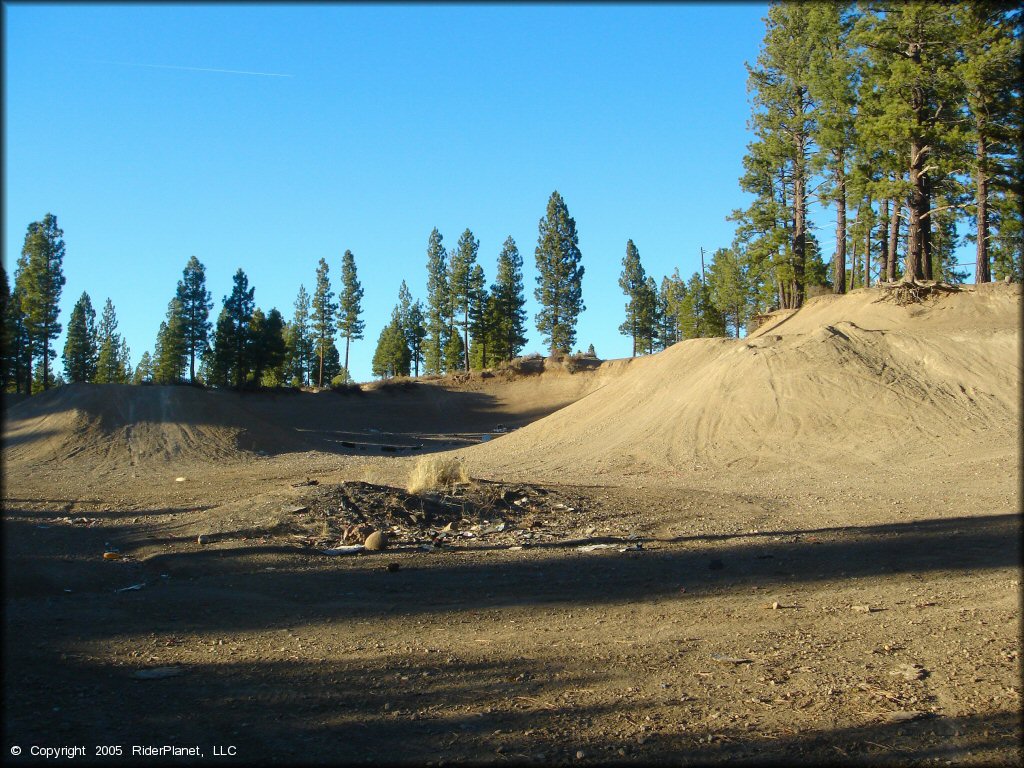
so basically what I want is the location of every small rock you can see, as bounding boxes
[197,535,208,546]
[386,562,401,572]
[771,601,780,610]
[442,521,459,533]
[576,750,586,760]
[893,663,928,681]
[174,477,186,483]
[364,530,389,551]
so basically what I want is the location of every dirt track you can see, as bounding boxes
[3,284,1021,765]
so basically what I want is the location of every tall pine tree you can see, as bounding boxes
[424,229,449,374]
[175,256,213,383]
[19,214,66,391]
[337,249,364,372]
[534,191,585,354]
[311,258,337,388]
[62,292,98,383]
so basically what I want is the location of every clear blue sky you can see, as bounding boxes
[7,2,925,383]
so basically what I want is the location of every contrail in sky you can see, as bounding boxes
[110,61,293,78]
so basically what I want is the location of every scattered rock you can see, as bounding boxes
[102,551,122,561]
[197,535,209,546]
[575,750,586,760]
[386,562,401,572]
[364,530,389,551]
[710,654,754,664]
[885,710,931,723]
[174,477,186,483]
[133,666,184,680]
[892,664,928,681]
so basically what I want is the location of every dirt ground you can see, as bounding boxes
[3,284,1021,766]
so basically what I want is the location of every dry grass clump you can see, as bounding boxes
[407,455,470,495]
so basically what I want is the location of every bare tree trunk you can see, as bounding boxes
[976,133,991,283]
[865,195,873,289]
[906,136,925,282]
[887,200,900,282]
[921,173,933,281]
[793,132,807,307]
[834,151,847,294]
[879,198,890,282]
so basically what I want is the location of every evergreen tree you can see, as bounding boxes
[118,338,133,383]
[638,276,659,354]
[449,229,480,371]
[19,214,66,390]
[745,4,816,308]
[707,247,751,338]
[424,228,449,374]
[287,285,314,386]
[175,256,213,383]
[209,309,234,388]
[311,258,337,387]
[250,307,287,386]
[337,249,364,372]
[956,2,1020,283]
[5,285,32,393]
[854,3,964,282]
[95,298,126,384]
[678,273,726,340]
[466,264,489,369]
[133,351,153,384]
[490,236,528,362]
[153,299,187,384]
[371,310,412,379]
[396,281,427,376]
[657,271,686,350]
[806,2,859,295]
[315,340,342,384]
[220,269,256,388]
[0,266,9,390]
[443,332,465,373]
[62,292,98,383]
[618,239,649,357]
[534,191,585,353]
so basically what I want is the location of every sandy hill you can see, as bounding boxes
[1,359,626,471]
[1,383,312,470]
[462,283,1021,484]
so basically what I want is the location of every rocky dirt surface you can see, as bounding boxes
[3,456,1020,766]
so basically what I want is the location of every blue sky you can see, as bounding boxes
[6,3,825,381]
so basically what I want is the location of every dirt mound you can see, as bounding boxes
[462,283,1021,482]
[2,383,311,470]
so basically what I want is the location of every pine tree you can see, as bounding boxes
[175,256,213,383]
[656,271,686,350]
[707,247,751,338]
[311,259,337,388]
[209,309,234,388]
[315,340,342,384]
[618,239,648,357]
[250,307,287,386]
[490,236,528,362]
[854,3,964,282]
[119,338,133,383]
[5,285,32,393]
[0,265,9,390]
[466,264,489,369]
[424,228,449,374]
[19,214,66,391]
[133,351,153,384]
[678,273,726,340]
[221,269,256,388]
[153,299,187,384]
[337,249,364,372]
[443,332,465,373]
[638,276,659,354]
[62,292,98,383]
[396,281,426,376]
[287,285,314,386]
[534,191,585,354]
[95,298,125,384]
[371,310,412,379]
[807,2,859,295]
[449,229,480,371]
[745,4,816,307]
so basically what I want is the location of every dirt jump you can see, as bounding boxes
[3,282,1020,765]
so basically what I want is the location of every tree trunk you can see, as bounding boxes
[463,309,470,372]
[849,235,858,291]
[879,198,890,282]
[921,172,933,281]
[906,135,925,282]
[793,132,807,307]
[975,133,990,283]
[344,335,350,374]
[865,196,873,288]
[887,199,899,282]
[834,152,847,294]
[318,341,324,388]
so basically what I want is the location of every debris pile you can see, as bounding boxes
[283,480,594,552]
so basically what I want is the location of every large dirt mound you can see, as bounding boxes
[2,383,311,470]
[462,283,1021,482]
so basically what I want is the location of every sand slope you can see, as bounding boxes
[463,284,1020,481]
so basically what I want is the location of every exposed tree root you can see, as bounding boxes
[875,280,962,306]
